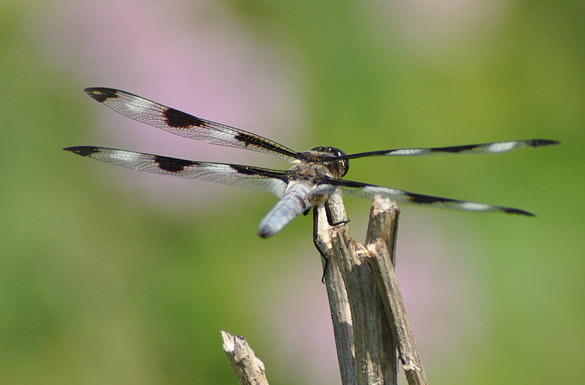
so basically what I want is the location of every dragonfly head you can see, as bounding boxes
[311,146,349,178]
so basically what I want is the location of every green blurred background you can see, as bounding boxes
[0,0,583,384]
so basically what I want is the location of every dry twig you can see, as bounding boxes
[223,194,427,385]
[221,331,269,385]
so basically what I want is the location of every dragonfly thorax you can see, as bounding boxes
[305,146,350,178]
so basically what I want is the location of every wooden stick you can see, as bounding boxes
[364,198,428,385]
[315,192,398,385]
[221,331,270,385]
[314,191,356,384]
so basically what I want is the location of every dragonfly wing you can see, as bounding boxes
[320,178,534,216]
[85,88,300,162]
[64,146,289,197]
[339,139,560,160]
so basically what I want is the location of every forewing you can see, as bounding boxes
[338,139,560,160]
[318,178,534,216]
[64,146,289,197]
[84,88,300,162]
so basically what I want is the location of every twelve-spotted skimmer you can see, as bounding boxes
[65,88,558,239]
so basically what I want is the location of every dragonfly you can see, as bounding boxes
[65,88,559,243]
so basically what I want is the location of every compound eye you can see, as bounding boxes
[341,159,349,177]
[327,147,346,157]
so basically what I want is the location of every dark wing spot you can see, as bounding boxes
[528,139,560,147]
[163,107,204,129]
[63,146,100,157]
[234,132,283,153]
[234,133,299,159]
[235,132,258,148]
[232,132,298,159]
[407,193,451,204]
[438,144,477,153]
[230,164,289,181]
[230,164,256,175]
[503,207,535,216]
[84,88,118,103]
[154,156,198,173]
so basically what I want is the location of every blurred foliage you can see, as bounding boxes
[0,0,583,384]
